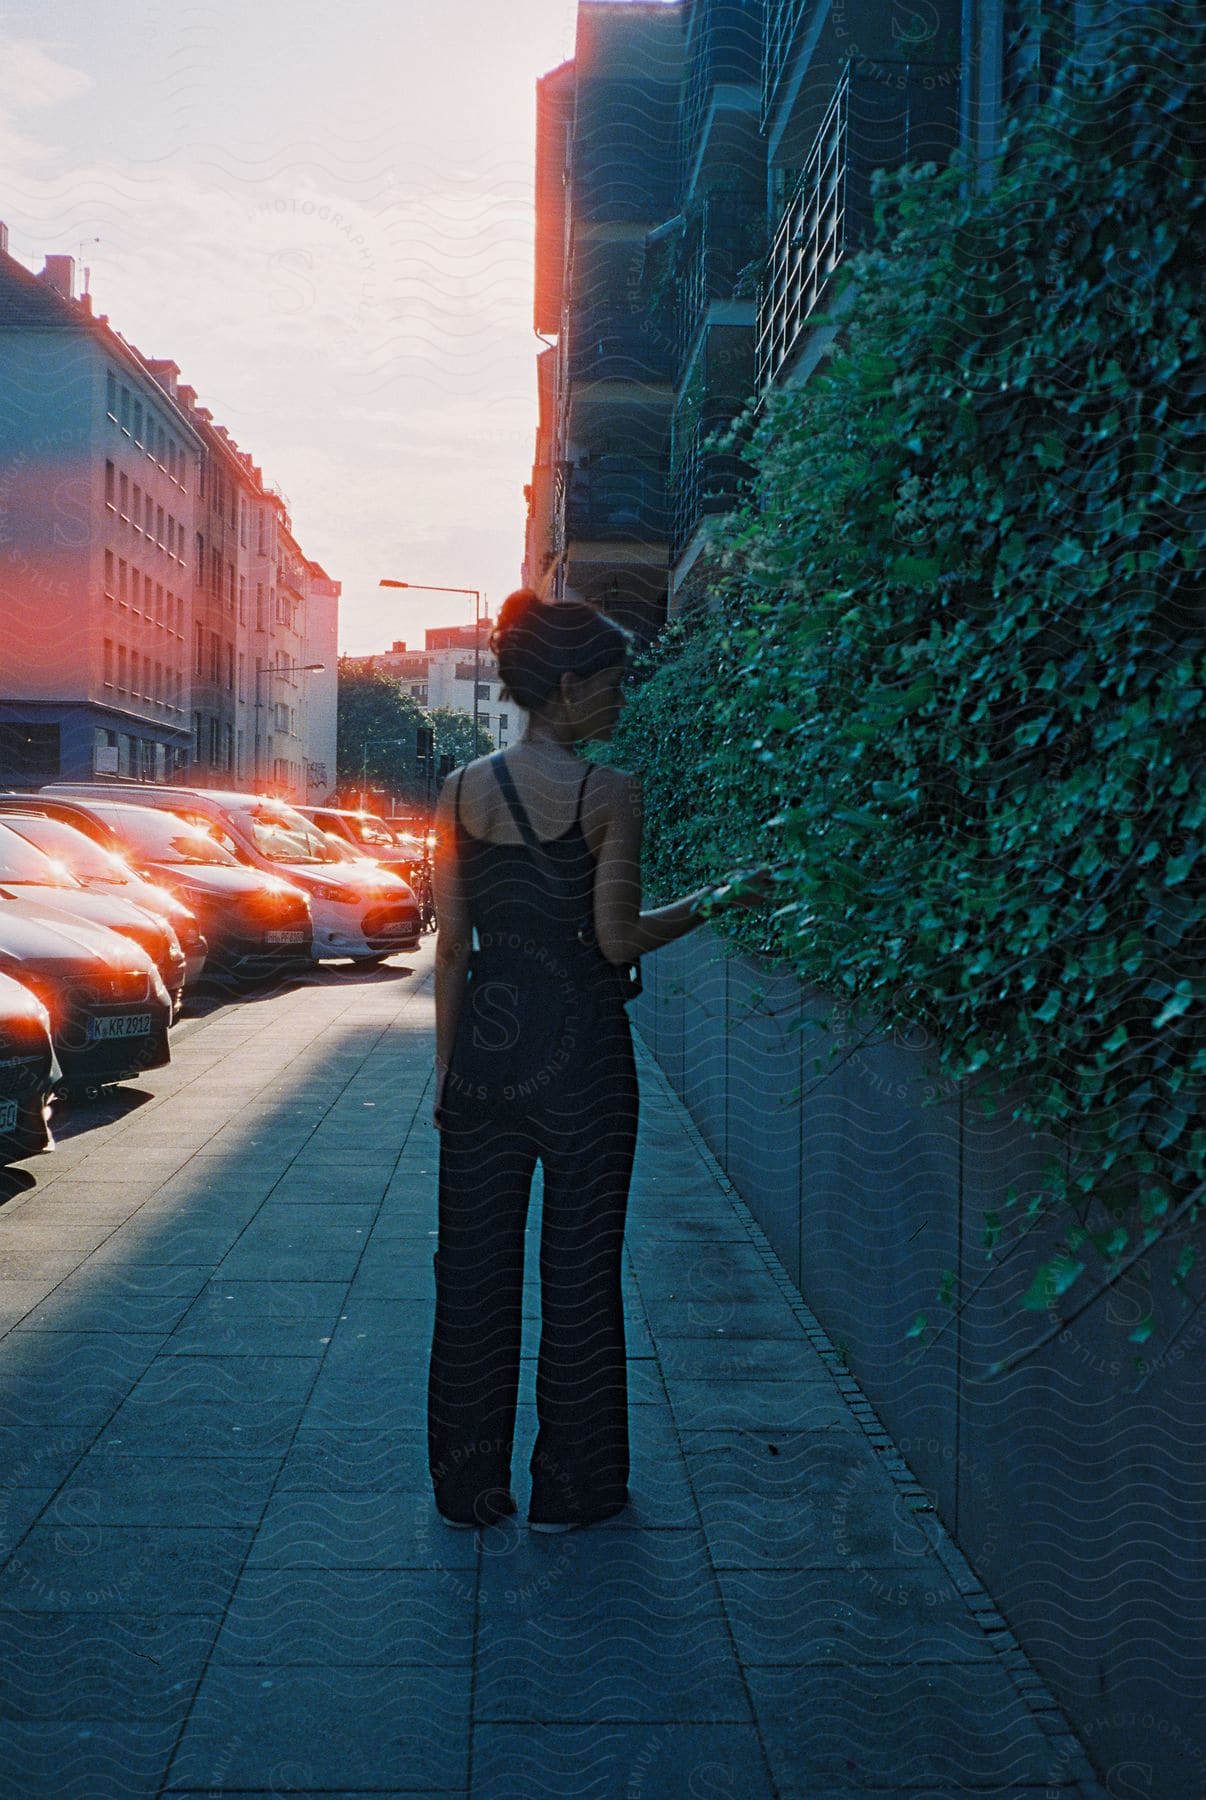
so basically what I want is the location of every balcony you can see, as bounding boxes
[562,461,668,545]
[762,0,813,128]
[670,421,749,563]
[567,319,674,387]
[673,190,766,373]
[682,1,765,185]
[755,64,848,392]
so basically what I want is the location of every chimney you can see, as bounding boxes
[392,641,407,654]
[177,384,197,414]
[40,254,76,299]
[0,223,8,257]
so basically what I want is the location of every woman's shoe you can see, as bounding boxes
[528,1519,578,1534]
[437,1491,518,1530]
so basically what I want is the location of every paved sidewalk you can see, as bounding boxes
[0,944,1103,1798]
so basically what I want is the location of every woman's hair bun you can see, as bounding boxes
[489,588,632,713]
[492,588,543,643]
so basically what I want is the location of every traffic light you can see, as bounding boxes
[438,752,455,779]
[416,725,434,778]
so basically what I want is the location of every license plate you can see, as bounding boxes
[0,1099,17,1134]
[379,920,415,938]
[88,1014,151,1042]
[264,929,306,945]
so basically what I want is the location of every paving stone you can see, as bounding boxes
[747,1662,1058,1790]
[0,1719,180,1798]
[164,1664,472,1792]
[664,1375,851,1433]
[46,1455,281,1527]
[471,1722,771,1797]
[211,1566,475,1665]
[0,1609,218,1719]
[246,1489,480,1571]
[0,1525,250,1614]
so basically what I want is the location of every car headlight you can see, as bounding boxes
[312,883,361,904]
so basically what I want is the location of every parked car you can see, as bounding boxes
[0,902,172,1092]
[0,969,58,1165]
[0,821,187,1017]
[46,786,421,962]
[0,810,207,987]
[297,806,412,875]
[7,796,313,983]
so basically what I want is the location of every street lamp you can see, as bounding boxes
[378,579,484,753]
[255,660,325,791]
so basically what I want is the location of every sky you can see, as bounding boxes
[0,0,581,650]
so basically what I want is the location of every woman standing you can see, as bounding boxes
[427,589,765,1531]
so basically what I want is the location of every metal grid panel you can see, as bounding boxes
[755,66,848,392]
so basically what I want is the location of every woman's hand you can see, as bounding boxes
[700,865,780,915]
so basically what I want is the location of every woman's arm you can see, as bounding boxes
[590,769,713,962]
[431,772,472,1118]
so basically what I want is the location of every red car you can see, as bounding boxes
[0,969,57,1164]
[0,903,172,1093]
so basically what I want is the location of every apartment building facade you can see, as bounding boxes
[0,230,338,800]
[528,0,1056,624]
[343,617,513,750]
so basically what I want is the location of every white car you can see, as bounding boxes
[45,784,421,964]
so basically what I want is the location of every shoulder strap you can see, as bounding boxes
[490,752,545,854]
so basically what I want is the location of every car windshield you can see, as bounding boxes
[240,807,341,865]
[105,807,242,866]
[0,824,82,887]
[2,816,132,882]
[348,816,397,846]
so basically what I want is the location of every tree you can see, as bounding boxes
[336,667,495,809]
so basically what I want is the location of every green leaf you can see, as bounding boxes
[1021,1256,1085,1311]
[907,1313,928,1339]
[1129,1312,1154,1345]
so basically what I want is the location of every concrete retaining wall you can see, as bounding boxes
[632,928,1206,1796]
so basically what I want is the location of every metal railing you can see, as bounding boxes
[762,0,811,126]
[670,420,749,561]
[674,191,766,372]
[564,463,669,543]
[755,64,848,392]
[683,1,765,180]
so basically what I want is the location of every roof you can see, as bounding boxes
[0,248,79,328]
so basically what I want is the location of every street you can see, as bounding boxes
[0,945,1102,1798]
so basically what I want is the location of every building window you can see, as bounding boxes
[103,639,113,685]
[195,533,205,583]
[193,712,203,760]
[118,645,128,689]
[131,483,142,532]
[0,723,60,780]
[256,584,265,632]
[194,623,205,676]
[131,651,140,696]
[226,643,235,692]
[475,683,490,700]
[104,460,115,509]
[120,387,131,433]
[238,575,247,624]
[104,549,115,598]
[156,504,164,546]
[498,712,509,730]
[144,573,153,613]
[133,401,143,445]
[119,472,129,518]
[118,559,128,603]
[106,371,118,419]
[237,652,245,703]
[175,595,184,636]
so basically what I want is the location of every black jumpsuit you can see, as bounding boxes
[427,760,640,1527]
